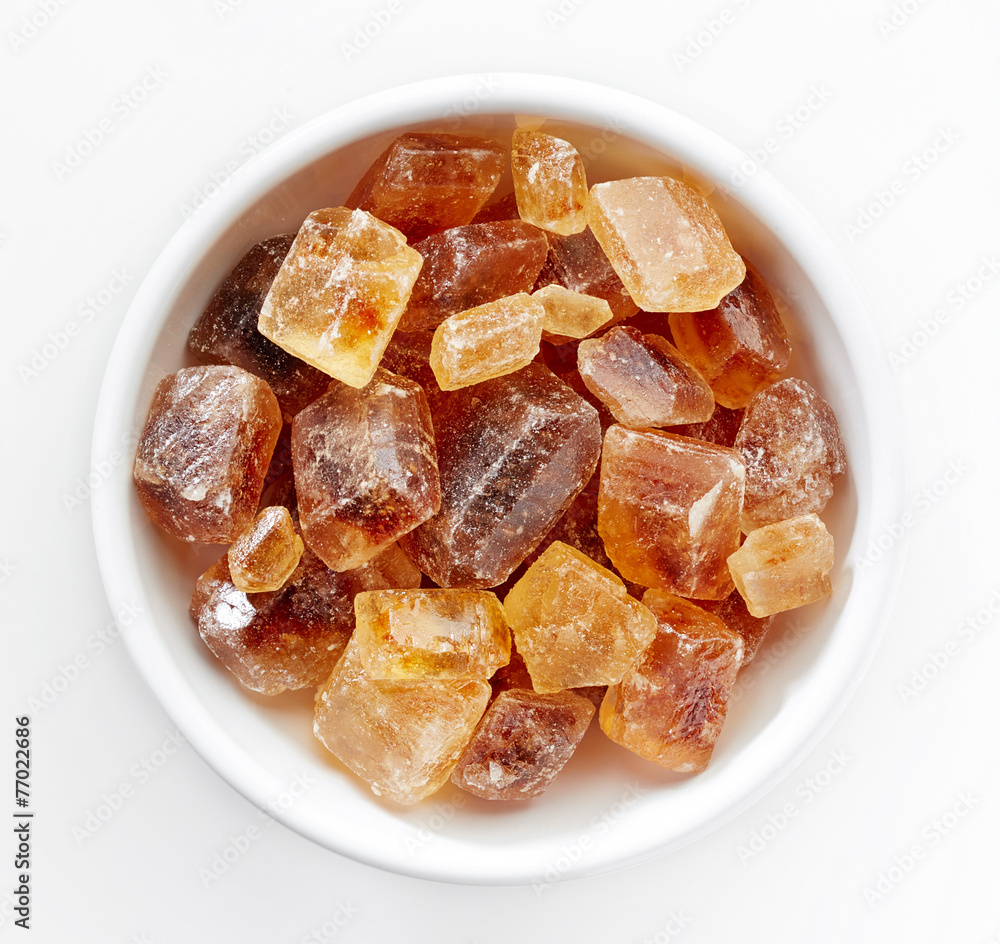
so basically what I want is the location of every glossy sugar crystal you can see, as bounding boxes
[227,505,304,593]
[510,129,588,236]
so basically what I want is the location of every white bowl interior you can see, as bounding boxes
[92,74,903,885]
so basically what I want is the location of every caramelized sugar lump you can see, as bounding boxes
[668,262,791,409]
[313,635,490,805]
[346,132,505,242]
[191,539,419,695]
[227,505,304,593]
[587,176,745,312]
[728,513,835,618]
[451,689,595,800]
[133,365,281,544]
[291,369,440,572]
[429,293,545,391]
[598,425,745,600]
[401,363,602,589]
[735,378,847,532]
[702,590,775,666]
[669,404,745,448]
[187,234,330,420]
[353,589,510,681]
[600,590,744,773]
[504,542,657,694]
[258,208,423,388]
[532,284,613,344]
[400,221,548,331]
[510,129,588,236]
[577,325,715,429]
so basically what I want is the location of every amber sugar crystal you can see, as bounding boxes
[587,176,745,312]
[510,129,588,236]
[601,590,744,773]
[668,262,791,408]
[429,293,545,391]
[291,369,440,571]
[669,404,745,448]
[735,378,847,532]
[577,325,715,429]
[504,541,657,694]
[400,221,548,331]
[227,505,304,593]
[133,365,281,544]
[532,284,613,343]
[258,208,423,389]
[353,588,511,681]
[402,363,602,589]
[187,234,330,420]
[598,425,745,600]
[313,635,490,805]
[345,132,505,241]
[728,513,835,618]
[451,689,594,800]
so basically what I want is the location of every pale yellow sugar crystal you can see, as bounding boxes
[227,505,304,593]
[587,176,745,312]
[532,284,613,343]
[511,129,589,236]
[727,513,835,618]
[429,293,544,390]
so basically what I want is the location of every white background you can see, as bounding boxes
[3,0,999,941]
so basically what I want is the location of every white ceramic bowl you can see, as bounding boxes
[92,73,904,885]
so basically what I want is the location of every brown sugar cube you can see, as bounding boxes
[577,325,715,429]
[345,132,505,241]
[258,208,423,389]
[588,176,745,312]
[598,425,745,600]
[133,365,281,544]
[451,689,594,800]
[701,590,775,666]
[668,263,791,408]
[511,129,588,236]
[401,363,601,589]
[313,635,490,805]
[291,369,440,572]
[504,542,657,694]
[399,221,549,331]
[227,506,304,593]
[727,513,835,618]
[735,378,847,532]
[600,590,744,773]
[669,405,745,448]
[532,284,613,343]
[429,293,545,391]
[186,234,329,420]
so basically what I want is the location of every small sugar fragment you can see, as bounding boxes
[511,129,588,236]
[533,284,613,343]
[228,505,304,593]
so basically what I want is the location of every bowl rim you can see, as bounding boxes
[91,72,906,885]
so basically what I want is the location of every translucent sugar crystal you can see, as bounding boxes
[291,368,440,571]
[353,589,511,680]
[668,262,791,408]
[735,378,847,532]
[537,228,638,324]
[510,129,588,236]
[598,425,745,600]
[400,221,548,331]
[133,365,281,544]
[258,208,423,388]
[345,132,505,241]
[727,513,835,617]
[429,293,545,391]
[227,505,304,592]
[313,635,490,805]
[577,326,715,428]
[532,284,613,343]
[401,363,602,589]
[587,177,745,312]
[190,540,419,695]
[702,590,775,665]
[600,590,744,773]
[187,234,330,420]
[669,405,745,448]
[504,541,657,694]
[470,190,520,223]
[451,689,594,800]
